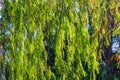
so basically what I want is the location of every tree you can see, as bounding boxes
[0,0,120,80]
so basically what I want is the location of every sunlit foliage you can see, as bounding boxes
[0,0,120,80]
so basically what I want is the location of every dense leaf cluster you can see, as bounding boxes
[0,0,120,80]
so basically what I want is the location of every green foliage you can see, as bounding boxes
[0,0,120,80]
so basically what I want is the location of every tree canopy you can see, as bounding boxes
[0,0,120,80]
